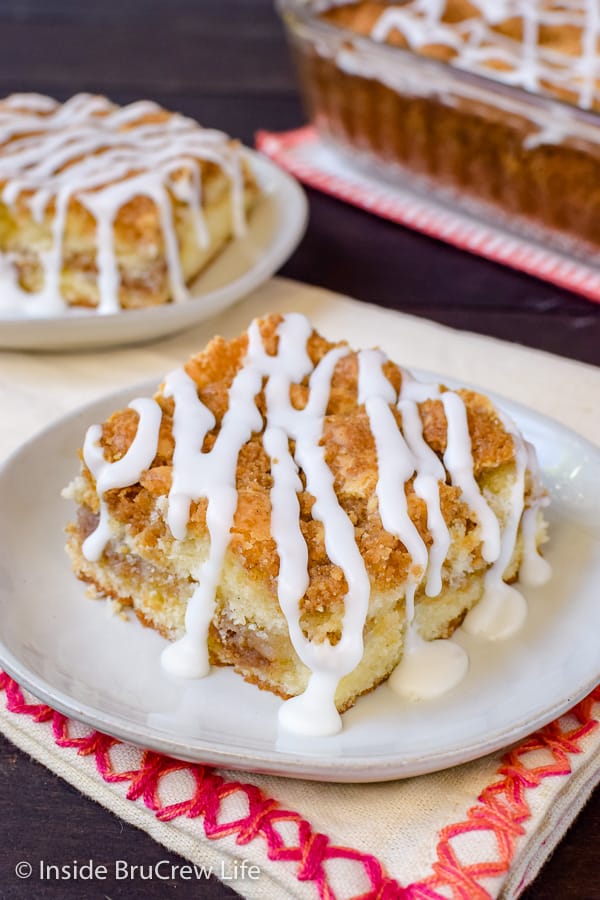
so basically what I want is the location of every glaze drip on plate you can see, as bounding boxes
[0,93,247,315]
[81,313,551,736]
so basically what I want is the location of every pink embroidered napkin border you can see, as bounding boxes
[3,670,599,899]
[256,127,600,307]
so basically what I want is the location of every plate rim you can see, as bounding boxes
[0,148,308,351]
[1,377,599,782]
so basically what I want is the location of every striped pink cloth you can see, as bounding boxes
[256,127,600,305]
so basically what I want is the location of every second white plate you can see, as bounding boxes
[0,382,599,781]
[0,149,307,352]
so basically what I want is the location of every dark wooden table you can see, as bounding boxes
[0,2,599,898]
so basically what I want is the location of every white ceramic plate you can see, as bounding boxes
[0,381,599,782]
[0,150,307,352]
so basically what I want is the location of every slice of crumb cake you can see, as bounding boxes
[0,93,259,315]
[64,313,550,735]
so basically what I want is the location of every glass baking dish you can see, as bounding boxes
[277,0,600,263]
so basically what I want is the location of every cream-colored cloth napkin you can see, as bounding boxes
[1,277,599,900]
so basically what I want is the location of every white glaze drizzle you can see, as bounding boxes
[80,314,549,733]
[356,353,467,701]
[397,399,449,598]
[82,398,163,562]
[441,391,501,564]
[463,410,529,639]
[253,316,370,737]
[323,0,600,151]
[520,440,553,586]
[520,502,552,585]
[161,360,264,678]
[357,349,429,581]
[464,412,550,638]
[0,93,247,315]
[364,1,599,111]
[397,370,543,646]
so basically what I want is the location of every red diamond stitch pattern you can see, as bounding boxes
[1,671,599,900]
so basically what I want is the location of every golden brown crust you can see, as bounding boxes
[66,322,555,715]
[64,315,551,711]
[75,313,520,621]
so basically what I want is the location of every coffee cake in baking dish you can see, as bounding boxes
[283,0,600,251]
